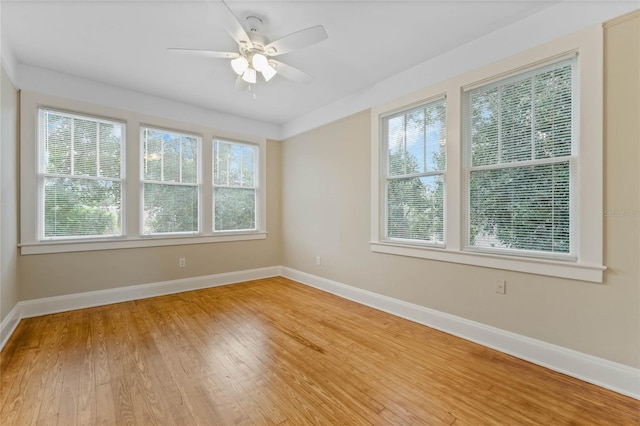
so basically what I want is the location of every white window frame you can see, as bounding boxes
[462,57,578,261]
[37,107,126,241]
[19,92,268,255]
[381,96,447,248]
[370,25,605,283]
[212,139,261,234]
[140,125,203,236]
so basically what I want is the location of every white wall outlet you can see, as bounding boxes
[316,256,321,266]
[496,280,506,294]
[179,258,186,268]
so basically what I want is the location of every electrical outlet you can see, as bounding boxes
[179,258,186,268]
[316,256,321,266]
[496,280,506,294]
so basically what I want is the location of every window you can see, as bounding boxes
[463,58,576,259]
[213,140,258,232]
[39,109,124,240]
[23,93,268,254]
[141,127,201,235]
[371,26,604,282]
[382,98,446,246]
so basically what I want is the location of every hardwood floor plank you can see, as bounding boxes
[177,291,340,425]
[0,319,41,419]
[1,277,638,426]
[185,287,369,425]
[233,305,416,424]
[0,318,39,408]
[77,310,97,425]
[102,305,141,426]
[34,312,77,425]
[94,381,116,426]
[91,308,112,387]
[127,302,197,426]
[56,310,86,426]
[137,302,239,425]
[244,281,456,424]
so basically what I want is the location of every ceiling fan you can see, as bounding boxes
[168,1,328,90]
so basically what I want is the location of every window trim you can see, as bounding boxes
[20,91,268,255]
[370,25,605,283]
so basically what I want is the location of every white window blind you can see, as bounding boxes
[141,127,201,235]
[382,97,447,245]
[39,109,124,239]
[463,57,577,258]
[213,140,258,232]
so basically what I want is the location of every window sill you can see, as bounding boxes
[370,242,605,283]
[20,232,268,255]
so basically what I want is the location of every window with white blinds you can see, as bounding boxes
[213,140,258,232]
[382,97,446,246]
[141,127,201,235]
[39,109,124,239]
[463,58,577,258]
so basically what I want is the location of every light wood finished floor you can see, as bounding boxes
[1,277,638,425]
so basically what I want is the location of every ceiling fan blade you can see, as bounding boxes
[271,60,313,83]
[264,25,328,57]
[219,0,252,48]
[167,48,239,59]
[234,75,250,91]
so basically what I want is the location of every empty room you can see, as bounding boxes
[1,0,639,424]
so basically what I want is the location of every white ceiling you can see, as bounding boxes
[2,0,564,128]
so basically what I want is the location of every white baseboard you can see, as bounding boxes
[0,304,22,351]
[280,266,640,400]
[19,266,281,319]
[0,266,281,351]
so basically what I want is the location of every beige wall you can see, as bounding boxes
[1,67,20,323]
[18,139,281,300]
[280,13,640,368]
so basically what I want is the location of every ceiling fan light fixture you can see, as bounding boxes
[242,67,257,84]
[251,53,269,72]
[261,63,277,82]
[170,11,327,89]
[230,56,249,75]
